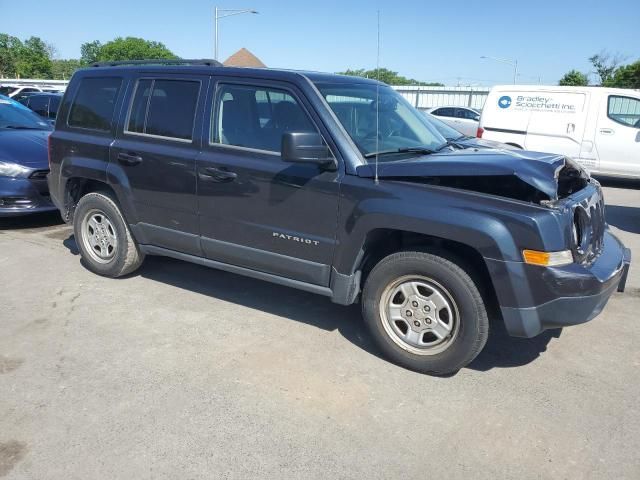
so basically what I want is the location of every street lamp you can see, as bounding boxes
[480,55,518,84]
[214,7,259,61]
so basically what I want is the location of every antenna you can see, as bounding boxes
[374,10,381,184]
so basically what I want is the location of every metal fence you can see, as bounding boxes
[0,78,69,88]
[392,86,491,110]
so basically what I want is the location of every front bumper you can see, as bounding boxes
[487,230,631,338]
[0,175,56,217]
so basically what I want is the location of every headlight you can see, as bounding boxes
[522,249,574,267]
[0,161,31,178]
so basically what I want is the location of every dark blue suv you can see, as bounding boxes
[47,60,631,374]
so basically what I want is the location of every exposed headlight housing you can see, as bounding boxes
[0,161,32,178]
[523,249,574,267]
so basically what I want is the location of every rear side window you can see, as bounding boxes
[29,96,49,117]
[434,107,454,117]
[68,77,122,131]
[126,79,200,141]
[608,96,640,128]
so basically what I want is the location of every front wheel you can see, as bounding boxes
[362,251,488,375]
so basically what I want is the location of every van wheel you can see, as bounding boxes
[362,251,488,375]
[73,192,144,277]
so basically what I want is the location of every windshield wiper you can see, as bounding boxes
[364,146,436,159]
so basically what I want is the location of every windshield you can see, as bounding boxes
[317,83,447,161]
[0,100,51,130]
[0,86,15,96]
[421,111,465,140]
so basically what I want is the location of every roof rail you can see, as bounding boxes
[90,59,223,68]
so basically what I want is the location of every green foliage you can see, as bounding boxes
[80,40,102,65]
[337,68,443,86]
[605,61,640,89]
[589,51,624,86]
[95,37,177,62]
[0,33,22,77]
[7,36,52,78]
[558,69,589,86]
[51,59,83,80]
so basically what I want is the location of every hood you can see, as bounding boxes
[357,148,589,203]
[0,129,51,169]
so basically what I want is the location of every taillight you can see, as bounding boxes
[476,127,484,138]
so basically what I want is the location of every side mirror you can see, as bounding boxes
[281,132,336,170]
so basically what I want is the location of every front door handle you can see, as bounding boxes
[599,128,615,135]
[117,152,143,166]
[199,166,238,183]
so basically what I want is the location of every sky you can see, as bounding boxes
[1,0,638,86]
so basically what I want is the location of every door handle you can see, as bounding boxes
[599,128,614,135]
[117,152,143,166]
[199,166,238,183]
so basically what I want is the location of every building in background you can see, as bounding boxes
[223,48,266,68]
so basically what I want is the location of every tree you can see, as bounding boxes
[51,59,82,80]
[338,68,443,86]
[14,36,52,78]
[558,69,589,86]
[96,37,177,62]
[0,33,23,78]
[589,51,624,85]
[80,40,102,65]
[606,60,640,89]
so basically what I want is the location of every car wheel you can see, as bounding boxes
[73,191,144,277]
[362,251,488,375]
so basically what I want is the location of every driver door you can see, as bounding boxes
[196,80,341,286]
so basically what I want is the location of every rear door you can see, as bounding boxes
[196,78,341,286]
[594,93,640,177]
[109,74,206,255]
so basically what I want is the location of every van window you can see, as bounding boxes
[214,84,317,152]
[126,79,200,141]
[68,77,122,131]
[608,96,640,128]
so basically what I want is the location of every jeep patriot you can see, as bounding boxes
[47,60,631,374]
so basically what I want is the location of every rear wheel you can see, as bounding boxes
[362,251,488,375]
[73,192,144,277]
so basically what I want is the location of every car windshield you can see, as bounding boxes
[316,82,447,161]
[421,111,465,140]
[0,100,51,130]
[0,86,15,96]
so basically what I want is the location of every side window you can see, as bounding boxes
[608,96,640,128]
[213,84,317,152]
[68,77,122,131]
[49,96,61,118]
[435,107,454,117]
[126,79,200,141]
[29,97,49,117]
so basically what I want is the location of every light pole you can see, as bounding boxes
[214,7,259,61]
[480,55,518,84]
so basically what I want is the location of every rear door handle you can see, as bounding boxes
[599,128,614,135]
[199,166,238,183]
[117,152,143,166]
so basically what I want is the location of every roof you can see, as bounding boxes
[223,48,266,68]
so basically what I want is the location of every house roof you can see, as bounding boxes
[223,48,266,68]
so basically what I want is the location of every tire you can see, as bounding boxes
[362,251,488,375]
[73,191,144,278]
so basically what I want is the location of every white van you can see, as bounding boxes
[478,86,640,178]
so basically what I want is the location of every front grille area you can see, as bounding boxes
[572,186,606,264]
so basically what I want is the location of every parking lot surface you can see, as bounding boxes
[1,181,639,480]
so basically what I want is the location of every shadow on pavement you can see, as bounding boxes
[0,211,63,230]
[468,318,561,372]
[605,205,640,234]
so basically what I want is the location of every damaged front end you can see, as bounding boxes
[357,149,590,204]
